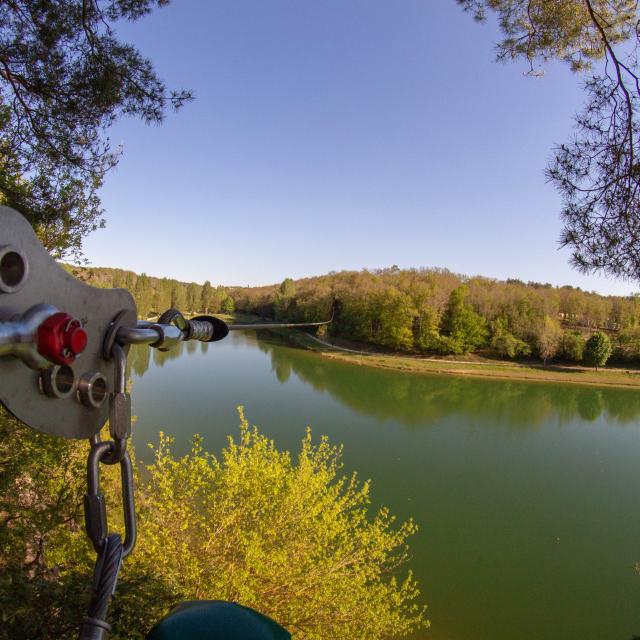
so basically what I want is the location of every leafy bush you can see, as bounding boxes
[490,319,531,359]
[614,326,640,361]
[560,331,585,362]
[0,409,427,640]
[584,332,612,370]
[130,408,427,639]
[440,286,488,355]
[0,411,92,639]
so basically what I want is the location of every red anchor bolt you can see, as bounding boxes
[37,312,88,366]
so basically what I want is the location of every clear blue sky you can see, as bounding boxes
[82,0,637,296]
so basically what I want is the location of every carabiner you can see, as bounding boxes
[85,441,137,557]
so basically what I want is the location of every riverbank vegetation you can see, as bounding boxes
[231,269,640,367]
[77,265,640,368]
[255,334,640,424]
[78,265,640,370]
[296,344,640,390]
[0,408,426,639]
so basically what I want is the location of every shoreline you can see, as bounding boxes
[285,330,640,391]
[219,314,640,390]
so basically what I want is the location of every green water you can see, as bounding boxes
[129,331,640,640]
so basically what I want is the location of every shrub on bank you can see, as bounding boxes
[131,408,427,639]
[0,408,427,640]
[584,332,612,370]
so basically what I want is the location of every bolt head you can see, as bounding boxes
[67,324,88,354]
[37,312,88,366]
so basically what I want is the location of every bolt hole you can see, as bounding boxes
[90,376,107,406]
[0,246,28,293]
[78,372,108,409]
[41,365,77,399]
[54,365,76,394]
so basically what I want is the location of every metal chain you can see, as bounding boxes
[100,343,130,465]
[79,343,136,639]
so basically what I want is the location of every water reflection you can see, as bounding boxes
[256,334,640,428]
[126,332,640,640]
[128,333,640,429]
[130,342,150,377]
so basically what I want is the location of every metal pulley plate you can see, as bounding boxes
[0,206,137,439]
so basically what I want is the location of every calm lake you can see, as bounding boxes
[128,331,640,640]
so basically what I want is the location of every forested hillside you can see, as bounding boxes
[77,265,640,364]
[73,266,236,317]
[231,268,640,364]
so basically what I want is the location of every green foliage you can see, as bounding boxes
[201,280,213,314]
[77,265,640,364]
[440,286,487,354]
[536,316,563,365]
[227,268,640,361]
[584,332,612,370]
[458,1,633,72]
[490,318,531,359]
[0,408,426,639]
[274,278,297,319]
[170,284,187,311]
[0,411,92,639]
[186,283,200,313]
[615,326,640,361]
[0,136,105,260]
[221,294,235,314]
[279,278,296,299]
[0,1,192,258]
[376,292,416,351]
[560,331,585,362]
[72,268,236,320]
[132,408,427,639]
[209,287,234,314]
[413,306,441,352]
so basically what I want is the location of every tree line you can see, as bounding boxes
[230,267,640,365]
[74,266,235,318]
[78,264,640,365]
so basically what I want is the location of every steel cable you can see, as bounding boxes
[78,533,124,640]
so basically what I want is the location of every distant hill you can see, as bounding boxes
[74,264,640,364]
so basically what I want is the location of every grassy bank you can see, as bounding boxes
[281,330,640,390]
